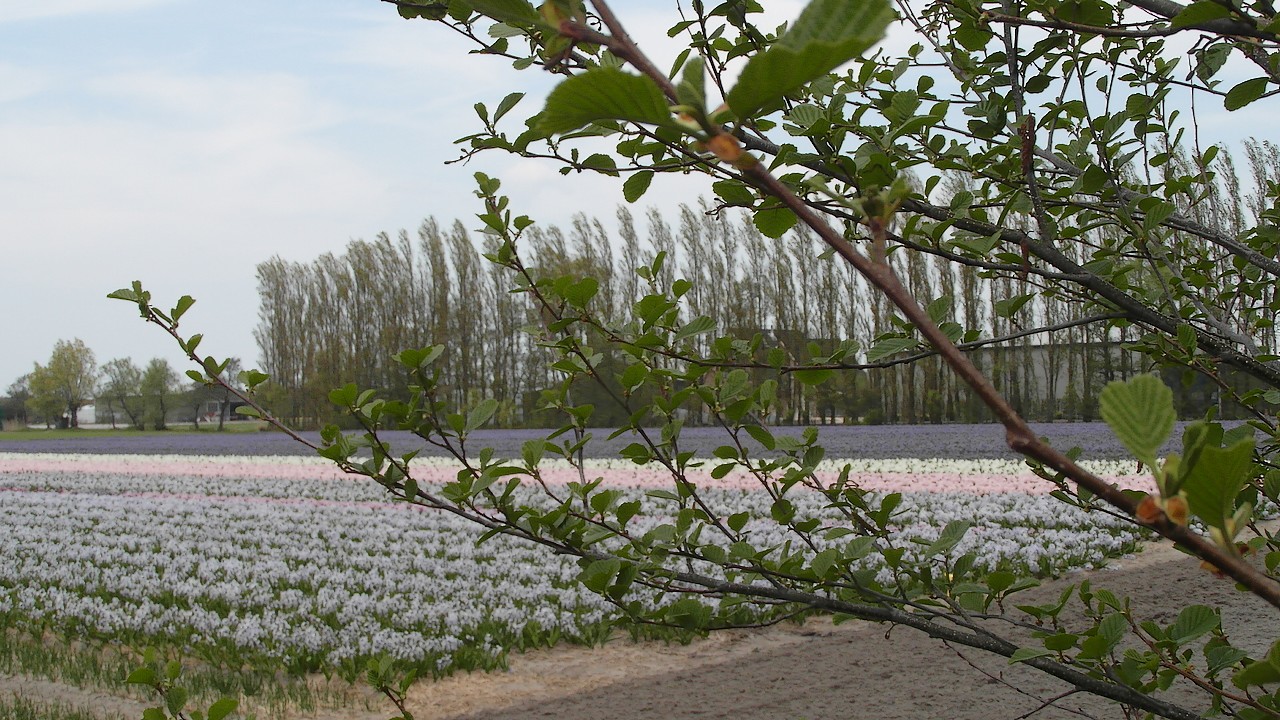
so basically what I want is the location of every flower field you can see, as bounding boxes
[0,430,1167,717]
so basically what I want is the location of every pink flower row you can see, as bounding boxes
[0,454,1155,496]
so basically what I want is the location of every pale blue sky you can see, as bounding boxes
[0,0,717,389]
[1,0,1263,393]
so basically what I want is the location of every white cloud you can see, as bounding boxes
[0,63,46,103]
[0,68,429,384]
[0,0,174,23]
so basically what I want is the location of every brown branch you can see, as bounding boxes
[569,0,1280,611]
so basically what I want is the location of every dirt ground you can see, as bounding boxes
[4,528,1276,720]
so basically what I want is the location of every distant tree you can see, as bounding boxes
[140,358,177,431]
[25,365,62,428]
[99,358,145,430]
[3,374,31,427]
[36,339,98,428]
[183,380,221,430]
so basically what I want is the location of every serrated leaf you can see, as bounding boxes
[562,277,599,308]
[1169,605,1220,645]
[465,398,499,431]
[866,336,917,362]
[673,315,716,343]
[493,91,524,122]
[126,667,157,685]
[207,698,238,720]
[753,205,798,238]
[794,368,834,386]
[924,520,970,557]
[1181,437,1255,529]
[1098,375,1175,467]
[579,558,621,593]
[1009,647,1055,664]
[167,687,189,716]
[171,295,195,321]
[1233,642,1280,688]
[1171,0,1233,27]
[727,0,895,118]
[994,293,1034,319]
[539,68,674,135]
[107,288,141,302]
[713,180,755,206]
[1224,77,1269,111]
[787,103,825,129]
[744,424,776,450]
[468,0,541,26]
[1097,612,1128,647]
[623,170,654,203]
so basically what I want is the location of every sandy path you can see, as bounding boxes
[415,533,1276,720]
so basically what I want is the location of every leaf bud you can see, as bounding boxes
[1135,493,1163,524]
[1163,495,1189,526]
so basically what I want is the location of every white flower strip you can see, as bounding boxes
[0,454,1151,675]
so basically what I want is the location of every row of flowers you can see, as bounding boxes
[0,453,1149,677]
[0,451,1151,494]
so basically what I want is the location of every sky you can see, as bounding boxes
[0,0,739,389]
[0,0,1264,392]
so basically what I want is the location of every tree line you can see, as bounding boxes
[254,141,1280,430]
[3,340,242,431]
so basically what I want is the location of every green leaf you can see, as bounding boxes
[1054,0,1113,24]
[579,558,621,593]
[1171,0,1233,27]
[1169,605,1220,645]
[107,287,141,302]
[1232,641,1280,688]
[467,0,541,26]
[1009,647,1055,664]
[744,424,776,450]
[239,368,270,389]
[994,293,1034,319]
[623,170,655,203]
[753,205,798,238]
[126,667,158,685]
[924,520,970,557]
[142,709,167,720]
[673,315,716,343]
[167,687,189,716]
[794,368,834,386]
[206,698,238,720]
[539,68,673,136]
[712,180,755,206]
[676,55,706,112]
[1098,375,1175,467]
[171,295,195,321]
[562,277,599,308]
[397,1,449,20]
[771,498,796,524]
[1043,633,1079,651]
[1224,77,1269,111]
[493,91,524,122]
[726,0,895,118]
[466,398,499,431]
[865,336,917,362]
[1181,437,1255,529]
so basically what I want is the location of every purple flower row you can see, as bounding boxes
[0,422,1187,460]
